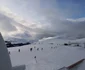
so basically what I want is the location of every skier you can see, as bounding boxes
[18,49,20,52]
[41,48,43,50]
[34,56,36,59]
[37,48,39,51]
[30,48,33,51]
[34,56,37,63]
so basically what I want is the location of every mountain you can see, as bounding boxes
[5,38,31,48]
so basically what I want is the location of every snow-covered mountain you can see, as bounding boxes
[5,32,85,46]
[5,37,29,44]
[8,37,85,70]
[55,32,85,40]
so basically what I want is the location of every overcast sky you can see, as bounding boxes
[0,0,85,41]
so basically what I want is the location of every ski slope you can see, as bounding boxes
[8,38,85,70]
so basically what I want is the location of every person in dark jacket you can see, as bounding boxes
[30,48,33,51]
[18,49,20,52]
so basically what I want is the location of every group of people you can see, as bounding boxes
[30,47,43,51]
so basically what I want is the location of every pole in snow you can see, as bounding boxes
[34,56,37,63]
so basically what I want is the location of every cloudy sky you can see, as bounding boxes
[0,0,85,42]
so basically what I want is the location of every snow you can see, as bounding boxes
[0,32,85,70]
[0,33,12,70]
[7,37,85,70]
[12,65,25,70]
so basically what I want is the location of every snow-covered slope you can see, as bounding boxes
[8,37,85,70]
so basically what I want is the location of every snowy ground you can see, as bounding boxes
[8,38,85,70]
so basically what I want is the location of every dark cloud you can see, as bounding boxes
[1,9,85,41]
[0,0,85,42]
[0,13,17,34]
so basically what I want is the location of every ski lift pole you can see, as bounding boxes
[34,56,37,63]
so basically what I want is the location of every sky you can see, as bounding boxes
[0,0,85,42]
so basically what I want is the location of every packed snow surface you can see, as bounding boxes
[8,38,85,70]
